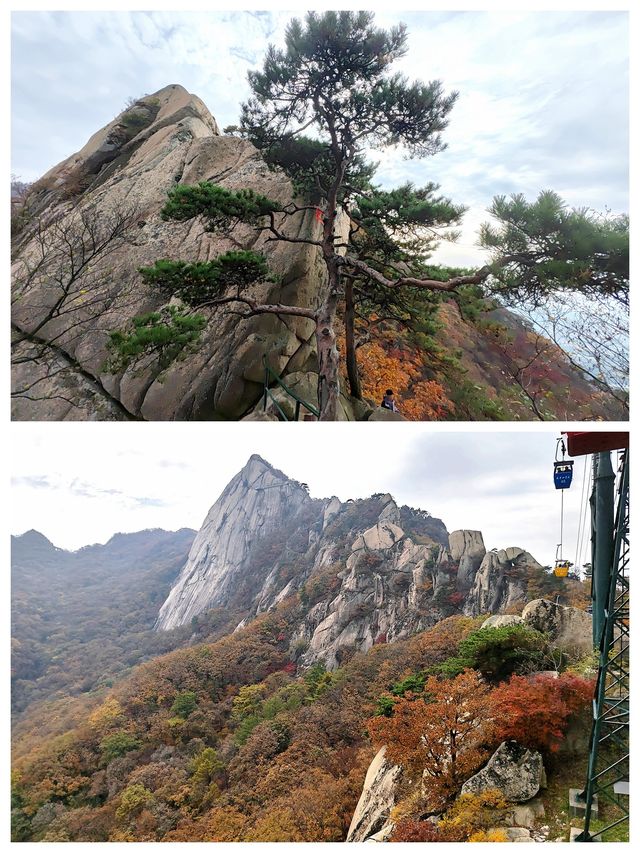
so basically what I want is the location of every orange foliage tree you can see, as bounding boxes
[490,672,594,753]
[368,669,494,808]
[356,340,453,420]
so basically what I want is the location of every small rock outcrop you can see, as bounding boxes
[464,547,541,616]
[522,599,593,654]
[461,741,545,802]
[448,529,486,590]
[481,614,525,629]
[299,505,450,667]
[504,799,545,828]
[346,748,401,842]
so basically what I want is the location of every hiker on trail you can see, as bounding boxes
[381,389,399,412]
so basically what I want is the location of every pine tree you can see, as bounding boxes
[110,12,628,420]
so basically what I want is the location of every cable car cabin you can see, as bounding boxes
[553,460,574,489]
[554,560,571,578]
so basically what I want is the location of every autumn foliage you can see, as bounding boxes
[490,672,594,753]
[368,669,494,807]
[393,788,509,841]
[12,602,596,842]
[356,339,454,420]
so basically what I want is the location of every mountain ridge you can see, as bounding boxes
[153,456,570,669]
[12,526,197,555]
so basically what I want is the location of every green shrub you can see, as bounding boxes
[170,690,198,719]
[115,783,153,821]
[432,624,547,683]
[106,306,207,372]
[138,251,269,306]
[303,661,334,698]
[99,731,142,764]
[121,110,151,132]
[374,695,396,717]
[161,182,281,231]
[391,671,426,696]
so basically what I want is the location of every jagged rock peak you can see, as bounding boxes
[37,84,219,192]
[155,456,315,631]
[241,453,289,480]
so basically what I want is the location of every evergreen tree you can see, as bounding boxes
[109,12,628,420]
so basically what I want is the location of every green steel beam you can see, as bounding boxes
[575,451,629,843]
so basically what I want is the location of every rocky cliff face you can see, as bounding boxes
[12,85,328,421]
[156,456,544,666]
[155,455,321,629]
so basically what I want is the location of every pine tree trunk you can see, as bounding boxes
[316,259,342,421]
[344,277,362,399]
[316,146,347,421]
[316,302,340,421]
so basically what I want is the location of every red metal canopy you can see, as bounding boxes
[563,431,629,457]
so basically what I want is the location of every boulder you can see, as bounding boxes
[347,748,402,842]
[483,827,533,842]
[449,530,486,563]
[503,827,533,842]
[504,798,546,828]
[481,614,525,629]
[362,521,405,552]
[368,407,406,421]
[522,599,593,654]
[461,741,544,802]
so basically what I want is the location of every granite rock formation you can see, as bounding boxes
[522,598,593,653]
[461,740,545,802]
[346,748,401,842]
[12,85,330,421]
[155,455,562,669]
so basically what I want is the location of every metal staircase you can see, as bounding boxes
[262,356,320,421]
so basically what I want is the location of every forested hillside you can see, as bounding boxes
[12,603,599,842]
[11,452,605,842]
[11,528,195,713]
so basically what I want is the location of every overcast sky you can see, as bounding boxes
[10,8,629,266]
[11,423,608,572]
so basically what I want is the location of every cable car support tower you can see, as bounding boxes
[564,433,629,842]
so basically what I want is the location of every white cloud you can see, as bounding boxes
[11,9,628,276]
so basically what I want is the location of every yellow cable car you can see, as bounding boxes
[554,560,571,578]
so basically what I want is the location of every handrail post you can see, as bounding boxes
[261,354,320,420]
[263,366,268,412]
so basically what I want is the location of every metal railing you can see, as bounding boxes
[262,356,320,421]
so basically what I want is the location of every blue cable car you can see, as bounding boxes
[554,460,574,490]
